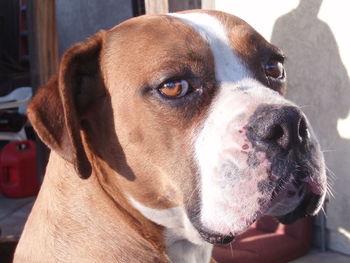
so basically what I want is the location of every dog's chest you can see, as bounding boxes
[131,198,213,262]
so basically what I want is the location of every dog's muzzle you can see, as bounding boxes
[247,104,326,224]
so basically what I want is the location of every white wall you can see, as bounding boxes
[210,0,350,255]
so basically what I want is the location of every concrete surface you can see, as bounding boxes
[0,194,35,238]
[289,250,350,263]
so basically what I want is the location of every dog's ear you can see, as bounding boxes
[27,30,106,179]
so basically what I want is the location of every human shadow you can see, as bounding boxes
[271,0,350,247]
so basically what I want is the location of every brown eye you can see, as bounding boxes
[264,59,285,79]
[159,80,190,98]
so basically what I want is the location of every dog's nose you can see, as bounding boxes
[248,106,309,150]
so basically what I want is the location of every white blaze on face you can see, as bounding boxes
[171,13,291,235]
[170,13,248,83]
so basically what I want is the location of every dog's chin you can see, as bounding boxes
[197,226,235,245]
[193,194,323,245]
[187,212,236,245]
[192,192,324,245]
[195,193,322,245]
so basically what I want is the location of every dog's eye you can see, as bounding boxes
[159,80,190,98]
[264,59,285,79]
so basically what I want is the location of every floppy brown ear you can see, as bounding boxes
[27,30,106,179]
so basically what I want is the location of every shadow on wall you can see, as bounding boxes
[271,0,350,250]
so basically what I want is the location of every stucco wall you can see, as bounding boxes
[210,0,350,255]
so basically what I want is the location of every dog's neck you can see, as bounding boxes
[93,158,213,263]
[86,148,214,262]
[17,152,213,262]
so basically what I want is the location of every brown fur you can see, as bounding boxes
[14,12,216,262]
[15,29,169,263]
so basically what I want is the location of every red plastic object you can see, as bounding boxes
[0,140,39,198]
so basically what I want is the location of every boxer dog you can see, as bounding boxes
[14,10,327,263]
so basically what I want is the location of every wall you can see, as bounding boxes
[55,0,134,56]
[211,0,350,255]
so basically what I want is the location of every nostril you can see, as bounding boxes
[266,124,284,141]
[266,124,290,149]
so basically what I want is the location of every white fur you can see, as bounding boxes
[130,198,212,263]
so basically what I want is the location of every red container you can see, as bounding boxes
[0,140,39,198]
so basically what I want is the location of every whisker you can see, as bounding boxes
[298,104,313,109]
[326,184,335,199]
[320,206,327,218]
[186,183,201,205]
[230,242,234,258]
[326,166,336,179]
[321,149,336,153]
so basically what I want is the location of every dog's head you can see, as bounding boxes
[28,10,327,245]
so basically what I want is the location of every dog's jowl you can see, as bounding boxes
[14,10,327,263]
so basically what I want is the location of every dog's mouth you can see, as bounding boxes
[261,180,323,224]
[189,168,325,245]
[276,191,325,224]
[198,228,235,245]
[266,165,326,222]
